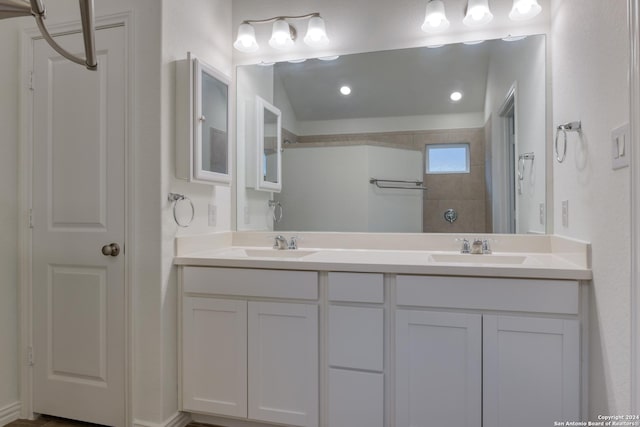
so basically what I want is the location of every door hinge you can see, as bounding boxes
[28,209,34,228]
[29,71,34,91]
[27,346,34,366]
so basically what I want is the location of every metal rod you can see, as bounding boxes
[242,12,320,25]
[29,0,97,70]
[369,178,428,191]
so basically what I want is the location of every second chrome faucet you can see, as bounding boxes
[273,235,298,250]
[460,238,492,254]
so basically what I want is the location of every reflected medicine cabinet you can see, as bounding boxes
[253,96,282,192]
[176,52,232,185]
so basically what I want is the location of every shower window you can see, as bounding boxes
[425,143,470,174]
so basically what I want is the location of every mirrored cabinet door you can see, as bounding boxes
[176,52,232,185]
[255,96,282,192]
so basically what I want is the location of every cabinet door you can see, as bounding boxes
[248,302,318,427]
[329,369,384,427]
[396,310,482,427]
[483,315,580,427]
[182,298,247,417]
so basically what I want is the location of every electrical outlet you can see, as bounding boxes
[244,206,250,224]
[208,204,217,227]
[539,203,545,225]
[562,200,569,228]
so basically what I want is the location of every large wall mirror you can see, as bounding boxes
[236,35,546,234]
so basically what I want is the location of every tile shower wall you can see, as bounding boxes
[293,127,488,233]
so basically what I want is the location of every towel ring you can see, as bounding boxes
[555,121,581,163]
[268,200,283,223]
[168,193,194,228]
[555,128,568,163]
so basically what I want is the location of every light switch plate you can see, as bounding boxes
[612,123,630,170]
[562,200,569,228]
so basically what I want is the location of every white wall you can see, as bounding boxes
[161,0,233,422]
[551,0,631,416]
[275,145,422,232]
[484,36,546,234]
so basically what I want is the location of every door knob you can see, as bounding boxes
[101,243,120,257]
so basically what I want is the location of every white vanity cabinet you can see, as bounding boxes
[180,264,586,427]
[181,267,319,427]
[395,275,582,427]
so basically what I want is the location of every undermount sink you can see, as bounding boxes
[230,248,317,259]
[428,253,528,265]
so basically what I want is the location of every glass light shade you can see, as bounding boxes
[269,19,295,49]
[233,23,259,52]
[421,0,450,32]
[304,16,330,47]
[463,0,494,26]
[509,0,542,21]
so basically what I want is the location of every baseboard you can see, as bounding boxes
[133,412,192,427]
[0,402,22,427]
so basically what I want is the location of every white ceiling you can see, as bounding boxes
[274,41,496,121]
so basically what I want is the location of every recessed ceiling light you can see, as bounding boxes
[463,40,485,45]
[288,58,307,63]
[450,91,463,102]
[318,55,340,61]
[340,86,352,96]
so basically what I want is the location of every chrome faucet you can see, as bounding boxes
[460,238,471,254]
[273,235,288,250]
[471,239,483,254]
[288,236,298,250]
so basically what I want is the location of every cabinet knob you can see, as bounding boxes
[199,115,206,122]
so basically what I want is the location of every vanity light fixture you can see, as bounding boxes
[463,0,493,27]
[422,0,450,33]
[233,13,330,53]
[340,86,352,96]
[509,0,542,21]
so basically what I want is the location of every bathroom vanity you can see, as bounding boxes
[175,232,591,427]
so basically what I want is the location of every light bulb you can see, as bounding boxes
[269,19,294,49]
[304,16,330,47]
[422,0,450,33]
[233,23,259,53]
[509,0,542,20]
[463,0,493,26]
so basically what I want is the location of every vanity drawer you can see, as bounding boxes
[328,272,384,303]
[396,276,579,314]
[183,267,318,300]
[329,305,384,371]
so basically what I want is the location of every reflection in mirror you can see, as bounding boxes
[263,109,279,184]
[201,69,229,176]
[236,35,546,234]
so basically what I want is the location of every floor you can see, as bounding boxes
[5,417,220,427]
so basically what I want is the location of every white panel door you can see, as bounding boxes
[248,302,318,427]
[483,315,580,427]
[31,26,126,427]
[182,297,247,417]
[396,310,482,427]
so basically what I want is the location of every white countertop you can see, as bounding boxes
[174,232,593,280]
